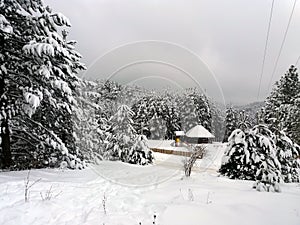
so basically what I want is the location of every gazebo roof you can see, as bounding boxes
[186,125,215,138]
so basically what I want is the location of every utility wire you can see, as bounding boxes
[267,0,297,92]
[257,0,275,100]
[295,55,300,67]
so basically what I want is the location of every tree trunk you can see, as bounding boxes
[0,119,12,169]
[0,33,12,169]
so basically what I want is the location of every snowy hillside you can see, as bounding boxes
[1,147,300,225]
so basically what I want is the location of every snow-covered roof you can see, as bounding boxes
[175,131,185,136]
[186,125,215,138]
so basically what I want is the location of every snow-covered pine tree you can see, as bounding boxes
[223,107,237,142]
[151,94,165,118]
[130,88,212,141]
[122,84,147,106]
[255,107,265,125]
[264,65,300,143]
[149,113,166,140]
[188,89,212,131]
[287,93,300,144]
[129,135,153,165]
[131,96,151,137]
[149,90,180,140]
[210,101,225,142]
[274,130,300,183]
[96,80,120,127]
[220,125,282,183]
[163,101,181,140]
[131,91,181,140]
[178,92,198,132]
[104,104,153,164]
[219,129,256,180]
[236,110,252,131]
[148,94,170,139]
[220,124,300,190]
[251,125,282,192]
[105,104,135,161]
[73,80,104,164]
[0,1,85,169]
[100,80,122,102]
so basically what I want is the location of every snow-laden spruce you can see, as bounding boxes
[0,0,85,169]
[222,107,238,143]
[73,80,105,164]
[222,107,253,143]
[104,104,153,165]
[264,65,300,145]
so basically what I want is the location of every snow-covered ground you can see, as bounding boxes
[1,144,300,225]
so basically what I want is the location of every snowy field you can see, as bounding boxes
[0,144,300,225]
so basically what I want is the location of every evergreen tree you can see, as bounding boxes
[251,125,282,192]
[100,80,122,102]
[163,103,181,140]
[220,126,281,182]
[131,92,181,140]
[275,130,300,183]
[220,124,300,191]
[255,107,265,125]
[264,65,300,143]
[129,135,153,165]
[219,129,255,179]
[130,87,213,140]
[178,92,198,132]
[131,96,151,137]
[104,104,135,161]
[210,102,225,142]
[189,90,212,131]
[287,94,300,144]
[74,80,104,164]
[149,113,166,140]
[223,107,237,142]
[220,125,282,181]
[104,104,153,164]
[0,0,85,169]
[236,110,252,131]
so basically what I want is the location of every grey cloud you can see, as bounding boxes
[45,0,300,104]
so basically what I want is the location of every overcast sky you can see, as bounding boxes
[46,0,300,104]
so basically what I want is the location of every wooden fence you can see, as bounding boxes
[150,148,204,158]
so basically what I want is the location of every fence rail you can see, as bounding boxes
[150,148,204,159]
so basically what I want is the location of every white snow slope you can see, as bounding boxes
[0,144,300,225]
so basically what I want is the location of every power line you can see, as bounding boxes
[257,0,275,100]
[295,55,300,67]
[267,0,297,92]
